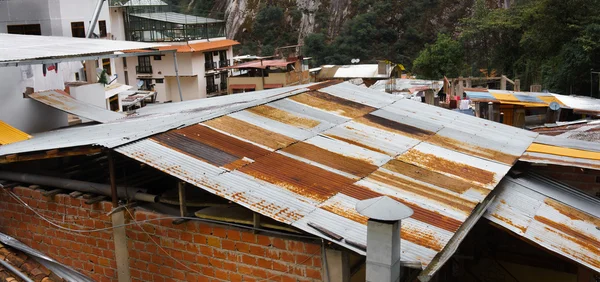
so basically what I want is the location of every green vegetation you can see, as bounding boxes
[414,0,600,94]
[412,34,465,80]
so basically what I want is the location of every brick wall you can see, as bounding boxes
[530,164,600,198]
[0,186,324,282]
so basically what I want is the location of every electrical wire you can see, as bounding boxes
[124,206,202,275]
[3,188,327,280]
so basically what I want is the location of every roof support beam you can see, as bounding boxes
[0,146,102,164]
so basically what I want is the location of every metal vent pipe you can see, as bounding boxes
[356,196,414,282]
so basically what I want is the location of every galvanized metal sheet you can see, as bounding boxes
[14,82,545,273]
[0,86,312,156]
[30,90,125,123]
[485,175,600,272]
[0,33,166,63]
[533,134,600,153]
[520,152,600,171]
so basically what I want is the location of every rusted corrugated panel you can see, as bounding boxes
[520,152,600,170]
[30,90,125,123]
[288,91,376,118]
[485,175,600,272]
[152,132,239,167]
[113,82,540,272]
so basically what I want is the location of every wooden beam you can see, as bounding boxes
[0,146,102,164]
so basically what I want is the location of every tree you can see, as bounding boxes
[98,69,109,86]
[412,33,465,80]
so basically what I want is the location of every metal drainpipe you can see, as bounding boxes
[356,196,413,282]
[0,171,158,203]
[86,0,107,38]
[0,259,34,282]
[173,52,184,101]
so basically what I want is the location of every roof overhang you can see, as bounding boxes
[0,33,174,67]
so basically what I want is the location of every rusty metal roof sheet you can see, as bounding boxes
[485,173,600,272]
[116,82,538,271]
[29,90,125,123]
[0,85,313,155]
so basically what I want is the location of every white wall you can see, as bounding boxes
[0,67,67,133]
[109,7,126,41]
[58,0,110,37]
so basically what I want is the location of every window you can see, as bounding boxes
[71,22,85,38]
[7,24,41,35]
[102,58,112,75]
[99,20,107,37]
[155,78,164,84]
[136,56,152,74]
[206,75,217,93]
[153,55,162,61]
[138,79,153,90]
[124,71,129,85]
[122,57,127,68]
[204,53,215,70]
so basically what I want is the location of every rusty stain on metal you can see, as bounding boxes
[307,80,343,90]
[427,134,517,165]
[398,149,496,185]
[238,153,359,202]
[368,170,477,214]
[321,202,369,225]
[541,226,600,269]
[152,132,239,166]
[288,91,375,118]
[282,142,379,177]
[400,228,444,252]
[382,159,488,195]
[490,213,527,233]
[203,116,297,150]
[356,114,434,139]
[323,134,389,155]
[246,105,321,129]
[545,198,600,225]
[30,91,75,111]
[176,124,270,160]
[535,216,600,257]
[222,158,254,171]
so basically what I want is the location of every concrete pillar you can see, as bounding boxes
[488,102,495,121]
[514,79,521,91]
[112,211,131,282]
[324,249,350,282]
[457,77,465,98]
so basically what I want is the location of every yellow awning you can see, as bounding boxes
[526,143,600,161]
[0,121,31,145]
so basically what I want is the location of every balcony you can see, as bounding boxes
[205,62,217,71]
[206,84,219,93]
[219,60,230,68]
[220,82,227,91]
[136,65,153,74]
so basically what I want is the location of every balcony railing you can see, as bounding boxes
[206,84,219,93]
[136,65,153,74]
[219,60,230,68]
[220,82,227,91]
[205,62,217,71]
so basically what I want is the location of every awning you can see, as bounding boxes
[264,84,283,89]
[229,84,256,90]
[0,33,171,67]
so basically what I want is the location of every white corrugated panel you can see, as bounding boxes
[0,33,166,63]
[30,90,125,123]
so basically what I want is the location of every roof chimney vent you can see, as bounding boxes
[356,196,413,282]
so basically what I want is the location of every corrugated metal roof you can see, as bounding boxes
[115,82,538,270]
[519,134,600,170]
[485,173,600,272]
[0,121,31,145]
[30,90,125,123]
[130,12,224,24]
[0,85,313,155]
[0,33,166,64]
